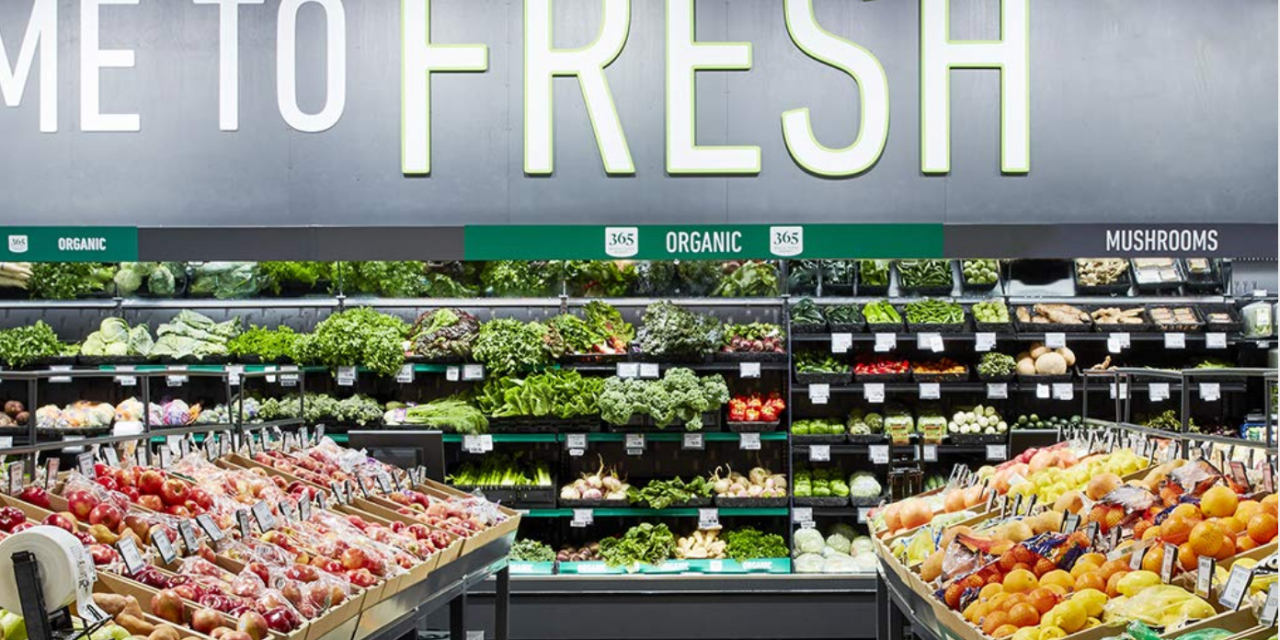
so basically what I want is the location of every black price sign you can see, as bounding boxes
[279,500,295,523]
[103,446,119,468]
[178,520,200,555]
[152,529,178,565]
[299,496,312,521]
[1061,513,1080,534]
[251,501,277,532]
[1161,543,1178,583]
[117,536,145,575]
[375,473,392,494]
[45,458,59,488]
[6,461,22,495]
[1195,557,1216,600]
[196,514,224,543]
[1085,521,1101,543]
[1219,565,1255,610]
[236,509,252,538]
[78,452,96,478]
[330,482,348,505]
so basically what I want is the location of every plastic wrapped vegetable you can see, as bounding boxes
[849,472,882,498]
[1101,585,1216,632]
[825,532,851,555]
[822,553,861,573]
[794,553,824,574]
[793,528,825,555]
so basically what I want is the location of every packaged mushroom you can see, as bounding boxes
[1075,259,1130,286]
[1090,306,1146,328]
[1147,306,1202,332]
[1016,303,1091,327]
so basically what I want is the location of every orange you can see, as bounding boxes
[963,601,982,623]
[998,551,1019,572]
[1033,557,1057,577]
[983,611,1012,635]
[1097,559,1128,580]
[1212,535,1236,561]
[1177,543,1198,571]
[987,572,1005,585]
[1234,500,1263,523]
[1189,520,1227,558]
[1248,513,1278,544]
[1043,584,1068,597]
[944,583,965,609]
[1161,516,1193,545]
[1077,553,1106,567]
[1172,503,1202,521]
[1074,571,1106,593]
[1028,588,1059,615]
[1040,570,1074,591]
[1008,603,1041,628]
[1237,534,1258,552]
[1261,494,1278,517]
[992,624,1019,638]
[987,593,1013,611]
[1141,545,1165,574]
[1220,516,1245,537]
[980,583,1004,600]
[1070,561,1099,579]
[1105,571,1128,598]
[963,573,988,590]
[1011,563,1033,574]
[1142,524,1162,541]
[1001,593,1032,612]
[1012,547,1038,565]
[1133,520,1151,540]
[1003,569,1038,594]
[1200,486,1239,518]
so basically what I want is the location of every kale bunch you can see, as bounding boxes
[409,308,480,359]
[637,302,721,357]
[294,307,407,376]
[471,318,565,376]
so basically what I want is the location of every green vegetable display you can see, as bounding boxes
[188,262,263,298]
[259,261,331,295]
[973,300,1011,324]
[790,418,845,436]
[81,318,152,357]
[474,370,603,419]
[824,304,862,326]
[293,307,407,376]
[599,523,676,568]
[447,453,553,487]
[257,393,383,425]
[723,527,788,561]
[637,302,721,357]
[150,310,241,360]
[793,467,849,498]
[114,262,182,296]
[790,298,826,326]
[335,261,427,297]
[626,477,712,509]
[472,318,565,375]
[846,409,884,435]
[862,300,902,324]
[904,299,964,325]
[402,399,489,434]
[897,260,953,289]
[714,261,779,297]
[29,263,114,300]
[1015,414,1082,430]
[227,325,299,361]
[598,368,729,430]
[962,259,999,285]
[794,352,847,374]
[550,302,634,355]
[977,352,1017,378]
[0,321,68,367]
[480,261,560,297]
[510,539,556,562]
[409,308,480,360]
[564,261,638,297]
[858,260,891,287]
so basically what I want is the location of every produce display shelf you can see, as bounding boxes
[563,361,792,373]
[149,431,351,444]
[519,507,790,518]
[442,433,558,443]
[792,382,989,394]
[561,432,788,443]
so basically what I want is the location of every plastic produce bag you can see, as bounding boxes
[189,262,263,298]
[1101,585,1216,631]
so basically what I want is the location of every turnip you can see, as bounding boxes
[582,487,603,500]
[561,486,581,500]
[747,485,764,497]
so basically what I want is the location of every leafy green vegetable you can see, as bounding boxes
[824,305,862,325]
[626,477,712,509]
[564,261,638,297]
[581,301,634,353]
[402,399,489,434]
[447,453,552,487]
[227,326,299,361]
[480,261,559,297]
[81,317,152,357]
[791,418,845,436]
[790,299,826,326]
[978,352,1016,378]
[599,523,676,568]
[714,261,779,297]
[336,262,426,297]
[599,368,729,431]
[637,302,721,357]
[259,262,331,295]
[0,321,67,367]
[510,539,556,562]
[723,527,788,561]
[973,300,1011,323]
[473,370,603,419]
[409,308,479,359]
[29,263,114,300]
[548,314,594,354]
[189,262,263,298]
[257,393,383,425]
[294,307,407,376]
[472,319,565,375]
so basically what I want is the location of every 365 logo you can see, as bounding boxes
[605,227,639,258]
[7,235,29,254]
[769,226,804,257]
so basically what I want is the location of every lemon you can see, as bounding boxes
[1052,600,1088,633]
[1038,626,1067,640]
[1070,588,1107,617]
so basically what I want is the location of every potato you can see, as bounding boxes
[116,614,156,637]
[1056,346,1076,366]
[1029,344,1049,359]
[149,626,181,640]
[92,594,132,618]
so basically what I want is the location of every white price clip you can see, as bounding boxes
[395,365,415,384]
[264,365,278,384]
[1164,333,1187,349]
[571,509,593,528]
[740,433,761,451]
[869,445,890,465]
[337,366,357,386]
[77,451,96,477]
[625,433,645,456]
[446,366,460,382]
[1200,383,1221,402]
[918,333,944,353]
[1196,557,1216,599]
[857,507,872,524]
[1110,383,1129,400]
[793,507,814,528]
[226,365,243,386]
[1261,584,1279,627]
[1149,383,1170,402]
[922,444,938,462]
[698,508,719,529]
[1052,383,1074,401]
[986,445,1007,462]
[986,383,1008,400]
[809,444,830,462]
[115,374,137,387]
[117,537,146,575]
[1219,564,1255,610]
[565,433,587,455]
[463,435,493,454]
[874,333,896,353]
[49,365,73,384]
[1161,543,1179,583]
[808,383,830,405]
[683,433,704,451]
[0,437,12,451]
[616,362,639,379]
[1107,333,1129,354]
[1205,333,1227,350]
[1036,384,1050,399]
[639,363,660,379]
[831,333,852,354]
[919,383,941,400]
[167,374,187,387]
[739,362,761,379]
[864,383,885,404]
[462,364,485,381]
[280,367,299,387]
[974,333,996,352]
[1045,333,1066,349]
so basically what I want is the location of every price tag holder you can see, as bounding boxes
[463,435,494,454]
[1109,383,1129,400]
[1161,543,1179,583]
[6,461,23,495]
[299,496,312,521]
[986,383,1008,400]
[167,374,187,387]
[626,434,645,456]
[566,433,588,452]
[1129,544,1148,570]
[1108,333,1130,354]
[922,444,938,462]
[153,528,178,564]
[178,520,200,555]
[1195,557,1216,600]
[857,507,872,524]
[793,507,814,528]
[49,365,73,384]
[974,333,996,352]
[808,383,830,405]
[639,363,660,379]
[682,432,704,451]
[226,365,243,386]
[571,509,593,528]
[196,514,224,543]
[117,537,146,575]
[462,364,485,381]
[698,508,719,529]
[337,366,357,387]
[1061,513,1081,534]
[874,333,896,353]
[831,333,852,354]
[1149,383,1170,402]
[1045,333,1066,349]
[115,374,137,387]
[808,444,830,462]
[395,365,415,384]
[1261,584,1279,627]
[986,445,1007,462]
[1200,383,1221,402]
[918,333,944,353]
[739,362,761,379]
[0,437,11,450]
[76,451,96,478]
[446,366,460,382]
[280,367,299,387]
[864,383,885,404]
[1036,384,1050,399]
[330,481,348,505]
[103,446,119,467]
[1206,333,1228,350]
[235,509,252,538]
[869,445,890,465]
[919,383,941,400]
[739,433,761,451]
[1219,564,1255,610]
[1052,383,1074,401]
[616,362,639,378]
[1165,333,1187,350]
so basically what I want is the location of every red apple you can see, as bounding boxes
[138,495,164,511]
[284,564,318,583]
[87,544,118,565]
[94,476,119,492]
[88,503,123,530]
[9,522,33,533]
[121,486,140,502]
[18,485,50,509]
[65,490,99,521]
[166,505,192,518]
[138,469,165,496]
[236,612,268,640]
[0,506,26,532]
[42,512,76,533]
[339,547,368,571]
[345,568,377,588]
[159,479,189,506]
[189,487,213,510]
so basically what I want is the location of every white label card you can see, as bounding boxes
[986,445,1008,462]
[1261,584,1279,627]
[226,365,243,386]
[1219,565,1254,610]
[698,508,719,529]
[740,433,761,451]
[337,366,357,386]
[869,445,890,465]
[1165,333,1187,349]
[616,362,639,378]
[571,509,593,528]
[462,364,485,381]
[153,529,177,564]
[77,452,96,477]
[986,383,1008,400]
[566,434,587,450]
[7,462,23,494]
[1149,383,1170,402]
[922,444,938,462]
[50,365,73,384]
[626,434,645,451]
[1161,543,1178,583]
[857,507,871,524]
[831,333,852,354]
[446,367,460,382]
[0,437,11,450]
[1052,383,1074,401]
[1196,557,1215,599]
[793,507,814,526]
[874,333,896,353]
[864,383,885,404]
[396,365,415,384]
[1206,333,1227,349]
[167,375,187,387]
[116,375,137,387]
[974,333,996,352]
[683,433,704,450]
[1045,333,1066,349]
[639,364,660,379]
[1200,383,1221,402]
[463,435,493,454]
[809,444,830,462]
[919,383,941,400]
[1110,383,1130,400]
[739,362,761,379]
[809,384,830,405]
[1036,384,1050,399]
[117,537,145,575]
[918,333,944,352]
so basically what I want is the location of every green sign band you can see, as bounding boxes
[0,227,138,262]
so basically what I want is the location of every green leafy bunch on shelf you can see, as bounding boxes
[637,301,721,357]
[446,452,552,487]
[400,399,489,435]
[29,263,115,300]
[472,318,566,375]
[293,307,407,376]
[599,523,676,568]
[257,392,382,425]
[409,308,480,360]
[0,321,69,367]
[227,326,301,361]
[599,368,729,431]
[723,527,788,562]
[474,370,603,419]
[625,477,712,510]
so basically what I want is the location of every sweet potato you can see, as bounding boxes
[116,614,156,637]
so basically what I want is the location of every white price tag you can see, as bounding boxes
[166,375,187,387]
[857,507,872,524]
[117,537,145,575]
[115,375,137,387]
[616,362,639,378]
[639,363,660,379]
[831,333,852,354]
[1110,383,1130,400]
[1149,383,1170,402]
[809,444,830,462]
[1261,584,1279,627]
[1200,383,1221,402]
[337,366,357,386]
[263,365,278,384]
[395,365,415,384]
[974,333,996,352]
[698,508,719,529]
[1164,333,1187,349]
[683,433,704,450]
[986,383,1008,400]
[77,451,95,477]
[1052,383,1074,401]
[808,383,830,405]
[986,445,1008,461]
[1045,333,1066,349]
[62,435,85,453]
[922,444,938,462]
[793,507,814,527]
[1196,557,1215,599]
[1219,564,1255,609]
[739,362,761,379]
[864,383,885,404]
[446,366,460,381]
[740,432,761,451]
[566,434,587,450]
[1205,333,1228,350]
[919,383,941,400]
[462,364,485,381]
[918,333,944,352]
[869,445,890,465]
[625,434,645,454]
[226,365,243,386]
[0,437,12,450]
[571,509,593,528]
[874,333,896,353]
[280,367,299,387]
[1036,384,1050,399]
[463,435,493,454]
[49,365,73,384]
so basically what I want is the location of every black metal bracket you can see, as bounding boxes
[11,549,105,640]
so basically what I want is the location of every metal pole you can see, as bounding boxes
[494,566,510,640]
[449,589,468,640]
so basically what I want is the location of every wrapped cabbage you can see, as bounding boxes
[826,533,852,555]
[829,523,857,543]
[851,536,874,555]
[114,264,148,295]
[793,528,825,555]
[850,472,883,498]
[148,266,176,296]
[822,553,862,573]
[128,325,154,356]
[36,405,60,429]
[115,398,145,422]
[794,553,824,573]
